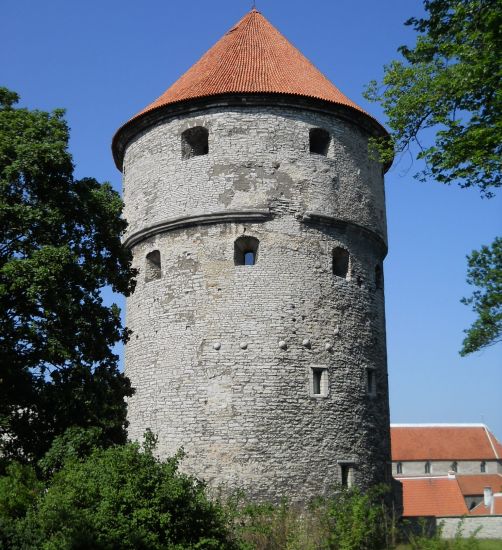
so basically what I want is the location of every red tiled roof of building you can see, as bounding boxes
[401,477,469,517]
[391,425,502,461]
[470,494,502,516]
[132,9,367,121]
[457,474,502,496]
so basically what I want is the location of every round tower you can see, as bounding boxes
[113,9,392,502]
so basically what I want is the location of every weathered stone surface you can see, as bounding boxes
[122,101,391,502]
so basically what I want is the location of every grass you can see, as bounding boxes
[396,541,502,550]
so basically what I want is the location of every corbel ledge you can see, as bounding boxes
[123,209,272,248]
[302,211,388,256]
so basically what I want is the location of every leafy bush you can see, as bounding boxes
[4,435,234,549]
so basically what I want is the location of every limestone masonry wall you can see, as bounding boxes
[123,103,391,501]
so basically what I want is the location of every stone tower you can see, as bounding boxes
[113,9,392,502]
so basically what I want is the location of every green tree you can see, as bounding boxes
[0,88,136,464]
[460,238,502,355]
[364,0,501,196]
[8,438,232,549]
[365,0,501,353]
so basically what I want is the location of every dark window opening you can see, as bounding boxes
[366,368,376,395]
[309,128,330,156]
[312,370,322,395]
[234,236,259,266]
[145,250,161,282]
[481,461,486,473]
[425,461,431,474]
[375,264,383,289]
[332,247,350,279]
[181,126,208,159]
[397,462,403,475]
[340,465,353,488]
[450,461,458,473]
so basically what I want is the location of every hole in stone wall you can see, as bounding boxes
[375,264,383,289]
[234,236,259,266]
[309,128,330,156]
[366,368,376,396]
[340,465,353,488]
[181,126,209,159]
[311,367,328,397]
[332,247,350,279]
[145,250,161,282]
[397,462,403,475]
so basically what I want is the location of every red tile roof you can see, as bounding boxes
[457,474,502,496]
[470,494,502,515]
[391,425,502,461]
[132,9,368,120]
[401,477,469,517]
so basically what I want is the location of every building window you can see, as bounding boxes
[450,461,458,473]
[396,462,403,475]
[366,368,376,396]
[375,264,383,289]
[425,461,431,474]
[309,128,330,156]
[145,250,161,282]
[481,461,486,473]
[332,247,350,279]
[340,464,353,488]
[234,236,259,266]
[310,367,328,397]
[181,126,208,159]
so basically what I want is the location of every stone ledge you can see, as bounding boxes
[124,209,272,248]
[302,211,388,257]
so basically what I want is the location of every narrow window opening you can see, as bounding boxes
[234,236,259,266]
[181,126,208,159]
[366,368,376,396]
[425,461,431,474]
[332,247,350,279]
[340,465,353,488]
[310,367,328,397]
[145,250,161,282]
[481,461,486,473]
[309,128,330,156]
[244,251,255,266]
[312,370,322,395]
[375,264,383,289]
[396,462,403,475]
[450,461,458,473]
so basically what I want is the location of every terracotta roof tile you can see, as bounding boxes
[132,9,368,120]
[391,425,502,461]
[457,474,502,496]
[470,494,502,515]
[401,477,469,517]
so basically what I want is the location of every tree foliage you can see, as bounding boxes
[0,88,136,464]
[0,433,233,550]
[365,0,502,197]
[460,237,502,355]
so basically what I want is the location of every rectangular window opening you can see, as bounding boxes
[341,465,353,488]
[310,367,328,397]
[366,368,376,396]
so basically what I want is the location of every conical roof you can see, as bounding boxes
[136,9,367,118]
[113,9,386,168]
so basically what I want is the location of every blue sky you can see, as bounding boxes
[2,0,501,437]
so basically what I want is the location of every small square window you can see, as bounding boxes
[310,367,328,397]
